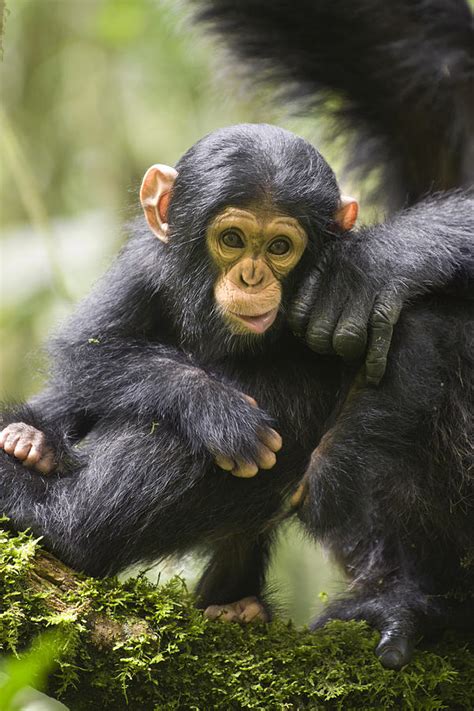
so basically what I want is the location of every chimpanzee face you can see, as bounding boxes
[138,125,358,343]
[206,205,307,335]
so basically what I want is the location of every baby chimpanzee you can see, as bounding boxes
[1,124,472,669]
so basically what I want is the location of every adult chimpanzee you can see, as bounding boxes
[196,0,474,378]
[189,0,474,668]
[0,122,473,670]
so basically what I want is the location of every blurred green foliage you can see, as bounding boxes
[1,0,270,399]
[0,631,66,710]
[0,0,343,625]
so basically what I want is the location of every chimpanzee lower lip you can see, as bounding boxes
[230,308,278,334]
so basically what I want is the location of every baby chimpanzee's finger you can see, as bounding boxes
[232,459,259,478]
[260,428,282,452]
[214,454,235,471]
[0,427,10,448]
[35,452,56,475]
[13,439,33,461]
[254,445,276,470]
[2,432,21,455]
[242,394,258,408]
[23,444,44,467]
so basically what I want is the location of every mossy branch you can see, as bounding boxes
[0,526,473,710]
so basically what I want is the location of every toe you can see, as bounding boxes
[3,434,21,455]
[239,599,268,623]
[204,605,225,621]
[376,633,414,670]
[204,604,240,622]
[13,439,33,461]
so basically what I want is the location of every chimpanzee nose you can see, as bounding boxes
[240,259,265,287]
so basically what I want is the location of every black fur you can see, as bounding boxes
[195,0,474,378]
[195,0,474,210]
[0,125,348,586]
[191,0,474,668]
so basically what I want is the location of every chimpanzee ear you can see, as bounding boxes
[335,195,359,231]
[140,164,178,242]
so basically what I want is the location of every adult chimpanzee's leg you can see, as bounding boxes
[310,535,474,670]
[311,578,432,670]
[300,303,471,539]
[0,418,211,577]
[195,533,274,623]
[298,302,472,668]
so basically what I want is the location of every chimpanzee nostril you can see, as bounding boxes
[241,271,263,287]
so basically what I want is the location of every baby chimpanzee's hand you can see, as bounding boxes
[214,395,282,478]
[0,423,56,475]
[180,380,282,478]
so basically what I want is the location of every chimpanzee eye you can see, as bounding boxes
[268,237,291,255]
[221,230,244,248]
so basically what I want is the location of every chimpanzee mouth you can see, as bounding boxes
[230,307,279,334]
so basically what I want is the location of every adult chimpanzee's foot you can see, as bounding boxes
[311,588,431,670]
[204,596,269,624]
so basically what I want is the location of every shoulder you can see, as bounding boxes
[89,217,171,300]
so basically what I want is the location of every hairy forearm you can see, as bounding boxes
[349,191,474,294]
[289,190,473,386]
[51,337,211,419]
[49,336,273,461]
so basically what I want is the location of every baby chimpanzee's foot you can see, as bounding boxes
[204,596,269,624]
[311,590,426,670]
[0,423,56,474]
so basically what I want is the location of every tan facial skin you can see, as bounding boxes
[207,206,308,335]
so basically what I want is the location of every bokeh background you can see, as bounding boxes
[0,0,356,624]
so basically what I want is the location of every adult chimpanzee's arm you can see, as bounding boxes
[290,191,474,385]
[7,230,280,471]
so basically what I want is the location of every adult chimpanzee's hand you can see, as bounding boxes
[288,242,403,386]
[289,198,473,386]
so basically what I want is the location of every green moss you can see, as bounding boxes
[0,526,473,710]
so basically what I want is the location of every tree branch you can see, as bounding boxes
[1,526,473,709]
